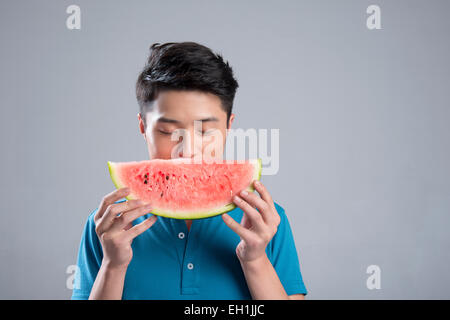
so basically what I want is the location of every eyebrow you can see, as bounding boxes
[157,116,219,124]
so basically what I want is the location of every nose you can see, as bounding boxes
[178,147,194,159]
[175,129,202,159]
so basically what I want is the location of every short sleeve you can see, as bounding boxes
[71,208,103,300]
[267,203,308,296]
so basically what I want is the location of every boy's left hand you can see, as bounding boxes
[222,180,281,263]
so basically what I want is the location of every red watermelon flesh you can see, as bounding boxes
[107,158,262,219]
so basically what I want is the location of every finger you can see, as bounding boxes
[124,215,158,240]
[124,222,133,231]
[110,203,153,231]
[253,180,274,209]
[253,180,278,222]
[239,189,272,223]
[222,213,254,241]
[95,187,130,222]
[233,195,266,232]
[97,199,144,232]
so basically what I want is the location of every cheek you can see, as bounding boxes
[147,132,179,158]
[201,129,227,149]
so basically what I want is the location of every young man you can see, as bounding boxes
[71,42,307,300]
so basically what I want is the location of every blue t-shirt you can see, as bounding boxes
[71,199,307,299]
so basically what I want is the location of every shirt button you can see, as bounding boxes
[178,232,185,239]
[187,263,194,270]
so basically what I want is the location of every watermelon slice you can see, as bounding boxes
[107,158,262,219]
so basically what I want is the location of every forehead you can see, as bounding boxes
[150,90,226,122]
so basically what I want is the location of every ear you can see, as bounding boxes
[227,113,235,131]
[138,113,146,138]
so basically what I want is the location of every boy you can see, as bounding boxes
[71,42,307,300]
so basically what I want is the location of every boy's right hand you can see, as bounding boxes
[94,187,157,271]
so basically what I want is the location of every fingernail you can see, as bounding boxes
[234,195,241,202]
[240,190,248,197]
[254,180,260,186]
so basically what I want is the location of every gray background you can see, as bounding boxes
[1,0,449,299]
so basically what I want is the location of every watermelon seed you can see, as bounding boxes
[144,180,147,184]
[144,174,148,178]
[160,192,164,197]
[166,175,169,180]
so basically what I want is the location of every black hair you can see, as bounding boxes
[136,42,239,129]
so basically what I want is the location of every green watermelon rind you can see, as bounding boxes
[107,158,262,220]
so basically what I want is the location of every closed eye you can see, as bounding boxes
[197,129,216,136]
[159,129,215,135]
